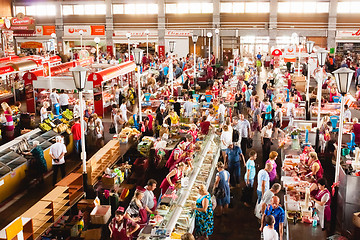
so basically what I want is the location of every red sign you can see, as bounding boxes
[352,29,360,36]
[10,17,35,30]
[158,46,165,57]
[43,26,55,35]
[20,42,43,49]
[107,46,113,56]
[91,26,105,35]
[0,66,14,75]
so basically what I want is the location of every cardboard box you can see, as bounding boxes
[81,228,102,240]
[102,176,116,186]
[90,205,111,225]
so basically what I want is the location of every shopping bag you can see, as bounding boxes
[109,122,116,134]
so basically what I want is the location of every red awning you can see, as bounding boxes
[0,65,15,75]
[88,61,136,83]
[75,57,94,67]
[0,56,20,63]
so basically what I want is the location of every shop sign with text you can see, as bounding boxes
[64,26,105,36]
[337,29,360,38]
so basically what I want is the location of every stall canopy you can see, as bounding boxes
[0,56,20,63]
[7,60,40,71]
[24,57,94,79]
[87,61,136,85]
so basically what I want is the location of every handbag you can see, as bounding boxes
[247,138,253,148]
[214,187,225,199]
[109,122,116,134]
[232,129,240,142]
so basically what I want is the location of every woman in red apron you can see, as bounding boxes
[109,208,139,240]
[312,178,331,230]
[160,162,186,195]
[308,152,324,180]
[165,141,186,169]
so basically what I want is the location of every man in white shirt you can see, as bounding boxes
[49,88,59,114]
[218,100,226,124]
[236,114,251,156]
[344,104,352,122]
[141,179,157,215]
[59,90,70,112]
[120,99,129,122]
[50,136,67,186]
[261,122,273,165]
[183,97,194,117]
[263,215,279,240]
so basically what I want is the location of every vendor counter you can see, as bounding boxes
[280,148,327,240]
[138,132,220,239]
[0,128,73,203]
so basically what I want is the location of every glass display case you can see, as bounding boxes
[310,102,341,120]
[138,133,221,239]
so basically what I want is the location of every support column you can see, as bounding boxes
[328,0,337,51]
[105,0,114,56]
[268,0,278,50]
[55,2,64,54]
[213,0,220,61]
[158,0,165,57]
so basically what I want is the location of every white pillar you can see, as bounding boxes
[137,67,142,121]
[96,43,99,63]
[128,38,131,60]
[208,37,211,63]
[306,59,311,103]
[298,44,301,76]
[335,96,345,183]
[79,91,87,173]
[169,57,174,95]
[146,34,149,58]
[317,68,323,128]
[194,43,196,85]
[80,35,83,50]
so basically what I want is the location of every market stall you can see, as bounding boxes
[0,126,73,203]
[87,61,136,117]
[137,132,221,239]
[23,58,94,113]
[279,142,328,239]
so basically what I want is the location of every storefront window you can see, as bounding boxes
[136,4,147,14]
[74,5,85,15]
[278,1,329,13]
[95,4,106,15]
[25,6,36,15]
[350,2,360,13]
[177,3,190,14]
[147,4,158,14]
[316,2,329,13]
[166,4,177,14]
[202,3,213,13]
[86,5,96,15]
[62,5,73,15]
[113,4,124,14]
[221,3,233,13]
[337,2,351,13]
[15,6,25,15]
[220,2,269,13]
[124,4,136,14]
[233,2,245,13]
[189,3,201,13]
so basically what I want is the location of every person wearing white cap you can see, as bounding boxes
[49,136,67,185]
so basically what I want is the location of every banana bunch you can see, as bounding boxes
[62,109,73,120]
[44,119,56,128]
[39,123,52,132]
